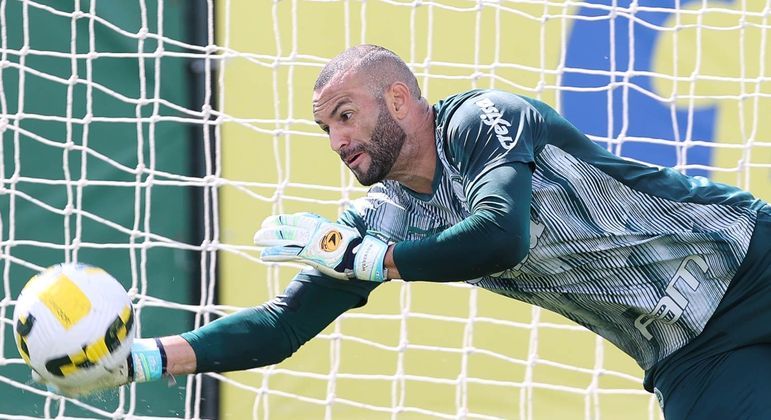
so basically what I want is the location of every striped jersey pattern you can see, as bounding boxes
[342,93,757,370]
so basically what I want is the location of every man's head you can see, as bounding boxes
[314,44,421,99]
[312,45,422,186]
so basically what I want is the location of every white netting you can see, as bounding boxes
[1,0,770,419]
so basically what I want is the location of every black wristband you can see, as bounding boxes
[155,338,168,375]
[126,352,135,381]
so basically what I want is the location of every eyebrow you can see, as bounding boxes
[315,98,351,126]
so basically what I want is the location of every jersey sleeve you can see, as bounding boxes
[181,273,374,373]
[393,162,533,281]
[179,195,401,373]
[445,90,543,185]
[385,91,541,282]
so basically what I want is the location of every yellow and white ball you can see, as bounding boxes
[13,263,135,388]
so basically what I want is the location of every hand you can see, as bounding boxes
[254,212,389,282]
[32,360,130,398]
[34,338,165,398]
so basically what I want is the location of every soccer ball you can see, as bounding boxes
[13,263,135,388]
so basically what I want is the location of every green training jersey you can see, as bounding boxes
[338,89,764,370]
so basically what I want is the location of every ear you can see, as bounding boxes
[386,82,411,120]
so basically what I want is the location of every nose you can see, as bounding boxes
[328,126,350,153]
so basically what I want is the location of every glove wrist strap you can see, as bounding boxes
[155,338,168,375]
[130,338,165,383]
[354,236,389,282]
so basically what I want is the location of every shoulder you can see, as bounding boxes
[434,90,544,170]
[436,89,542,134]
[437,90,546,154]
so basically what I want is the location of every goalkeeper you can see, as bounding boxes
[50,45,770,419]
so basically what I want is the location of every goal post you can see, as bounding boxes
[0,0,769,419]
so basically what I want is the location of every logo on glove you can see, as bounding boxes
[320,230,343,252]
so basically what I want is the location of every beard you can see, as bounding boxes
[345,100,407,186]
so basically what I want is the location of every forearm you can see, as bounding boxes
[158,335,197,375]
[384,245,400,280]
[179,304,296,372]
[390,163,533,282]
[392,211,524,281]
[173,278,373,373]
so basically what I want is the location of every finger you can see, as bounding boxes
[260,246,303,262]
[260,214,283,228]
[253,226,310,247]
[261,213,323,230]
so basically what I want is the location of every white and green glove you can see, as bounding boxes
[254,212,389,282]
[37,339,167,398]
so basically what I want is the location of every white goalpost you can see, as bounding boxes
[1,0,769,419]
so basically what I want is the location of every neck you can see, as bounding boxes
[386,102,436,194]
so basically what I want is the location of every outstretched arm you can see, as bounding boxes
[46,275,377,396]
[179,277,374,373]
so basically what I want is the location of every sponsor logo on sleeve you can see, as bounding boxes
[474,98,519,150]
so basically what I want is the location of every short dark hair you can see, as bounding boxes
[314,44,421,98]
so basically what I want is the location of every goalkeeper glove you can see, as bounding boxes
[39,338,168,398]
[253,212,389,282]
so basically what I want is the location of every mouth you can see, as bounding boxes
[344,152,364,167]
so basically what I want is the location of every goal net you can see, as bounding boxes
[1,0,769,419]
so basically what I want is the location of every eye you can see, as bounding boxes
[340,111,353,122]
[319,124,329,134]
